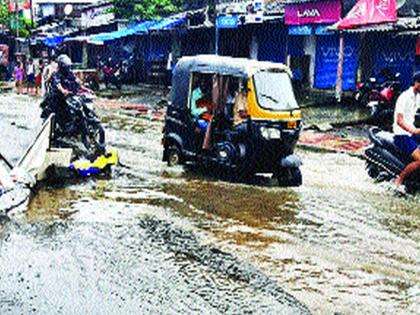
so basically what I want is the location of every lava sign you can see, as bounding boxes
[285,0,341,25]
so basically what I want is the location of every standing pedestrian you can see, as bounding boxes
[26,58,36,95]
[13,62,23,95]
[42,56,57,96]
[35,59,43,96]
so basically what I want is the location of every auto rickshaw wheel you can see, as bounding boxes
[167,145,182,167]
[277,167,302,187]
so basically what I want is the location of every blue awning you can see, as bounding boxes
[67,16,185,44]
[90,20,158,43]
[41,36,66,48]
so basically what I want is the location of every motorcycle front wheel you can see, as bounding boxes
[82,119,106,157]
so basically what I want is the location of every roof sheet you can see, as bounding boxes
[328,17,419,33]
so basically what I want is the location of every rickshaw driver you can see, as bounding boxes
[233,83,248,127]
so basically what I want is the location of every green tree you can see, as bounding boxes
[112,0,184,20]
[0,0,35,37]
[0,0,10,27]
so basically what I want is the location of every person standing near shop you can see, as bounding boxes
[13,62,24,95]
[35,59,43,96]
[26,58,36,95]
[42,56,58,96]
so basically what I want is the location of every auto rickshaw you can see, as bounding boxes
[162,55,303,186]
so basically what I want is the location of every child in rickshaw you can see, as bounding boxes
[194,96,214,132]
[191,78,213,133]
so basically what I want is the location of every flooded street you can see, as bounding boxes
[1,92,419,315]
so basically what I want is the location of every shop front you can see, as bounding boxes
[256,21,287,63]
[369,33,416,89]
[314,28,359,90]
[285,0,352,90]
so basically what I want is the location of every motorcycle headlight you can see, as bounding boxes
[260,127,281,140]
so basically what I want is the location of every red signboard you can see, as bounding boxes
[416,37,420,56]
[337,0,397,29]
[8,0,30,13]
[285,0,341,25]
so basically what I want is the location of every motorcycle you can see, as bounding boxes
[41,93,105,158]
[364,127,420,192]
[366,73,401,129]
[102,62,122,90]
[352,77,379,107]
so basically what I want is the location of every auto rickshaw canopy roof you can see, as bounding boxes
[171,55,293,109]
[176,55,292,78]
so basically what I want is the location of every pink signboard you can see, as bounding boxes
[285,0,341,25]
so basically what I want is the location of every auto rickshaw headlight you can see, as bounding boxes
[260,127,281,140]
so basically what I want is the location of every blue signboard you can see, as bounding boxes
[371,35,416,89]
[216,16,239,29]
[288,25,312,36]
[314,34,359,90]
[315,25,333,36]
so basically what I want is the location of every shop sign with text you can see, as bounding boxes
[285,0,341,25]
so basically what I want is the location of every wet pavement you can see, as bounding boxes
[0,91,419,315]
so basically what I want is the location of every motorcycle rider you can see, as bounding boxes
[41,54,94,128]
[47,55,92,109]
[51,54,85,98]
[393,72,420,188]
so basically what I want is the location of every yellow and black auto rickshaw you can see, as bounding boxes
[162,55,303,186]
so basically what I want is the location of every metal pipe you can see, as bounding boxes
[335,33,344,103]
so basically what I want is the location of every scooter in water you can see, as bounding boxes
[364,127,420,192]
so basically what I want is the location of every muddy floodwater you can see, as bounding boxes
[0,92,419,315]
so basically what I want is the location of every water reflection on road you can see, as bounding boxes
[0,93,419,315]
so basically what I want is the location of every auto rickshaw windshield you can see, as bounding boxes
[254,71,298,111]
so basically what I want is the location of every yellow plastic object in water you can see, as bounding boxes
[70,150,119,176]
[92,150,119,169]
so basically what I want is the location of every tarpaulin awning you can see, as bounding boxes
[89,20,156,43]
[64,36,91,43]
[87,17,184,43]
[41,36,66,48]
[148,16,186,31]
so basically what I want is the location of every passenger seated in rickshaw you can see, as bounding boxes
[191,79,213,133]
[194,96,214,133]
